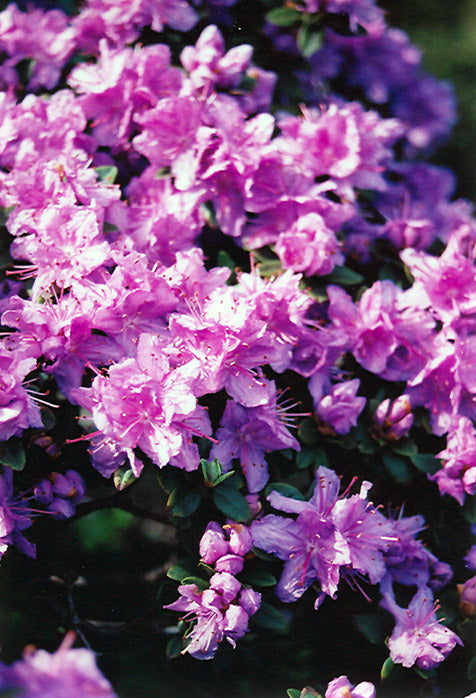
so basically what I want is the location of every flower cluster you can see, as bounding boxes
[165,521,261,659]
[251,466,457,669]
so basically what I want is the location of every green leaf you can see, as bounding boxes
[409,453,440,475]
[40,407,56,430]
[94,165,118,184]
[325,266,364,286]
[382,452,412,484]
[180,576,209,591]
[0,440,25,471]
[156,468,181,494]
[353,613,385,645]
[297,26,323,57]
[381,657,397,681]
[166,633,184,659]
[216,250,235,271]
[240,569,277,587]
[287,691,301,698]
[213,485,250,522]
[167,489,201,518]
[113,465,137,491]
[252,546,276,562]
[391,438,418,457]
[266,482,305,501]
[201,457,222,484]
[296,448,322,470]
[166,558,196,582]
[252,602,290,632]
[265,6,301,26]
[298,418,320,446]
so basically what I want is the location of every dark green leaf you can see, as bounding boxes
[0,440,25,471]
[265,7,301,26]
[266,482,305,501]
[166,634,184,659]
[166,558,196,582]
[410,453,440,475]
[391,438,418,457]
[113,465,137,491]
[240,569,277,587]
[213,485,251,522]
[298,418,320,446]
[168,490,201,518]
[180,576,209,591]
[252,546,276,562]
[382,452,412,484]
[353,613,385,645]
[252,602,290,632]
[325,266,364,286]
[40,407,56,430]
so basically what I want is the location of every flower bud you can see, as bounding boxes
[199,523,230,564]
[458,575,476,616]
[373,395,413,441]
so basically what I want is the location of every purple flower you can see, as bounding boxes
[457,575,476,617]
[0,632,116,697]
[0,468,35,559]
[210,380,300,493]
[251,467,351,604]
[34,470,86,520]
[325,675,375,698]
[164,571,260,660]
[310,377,366,435]
[373,395,413,441]
[274,212,344,277]
[380,583,462,670]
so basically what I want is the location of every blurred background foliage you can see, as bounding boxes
[380,0,476,202]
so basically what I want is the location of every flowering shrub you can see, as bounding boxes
[0,0,475,695]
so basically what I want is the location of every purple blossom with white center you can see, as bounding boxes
[325,675,376,698]
[274,212,344,277]
[9,204,111,300]
[71,333,208,477]
[210,380,301,493]
[380,582,462,670]
[164,569,260,660]
[0,631,116,697]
